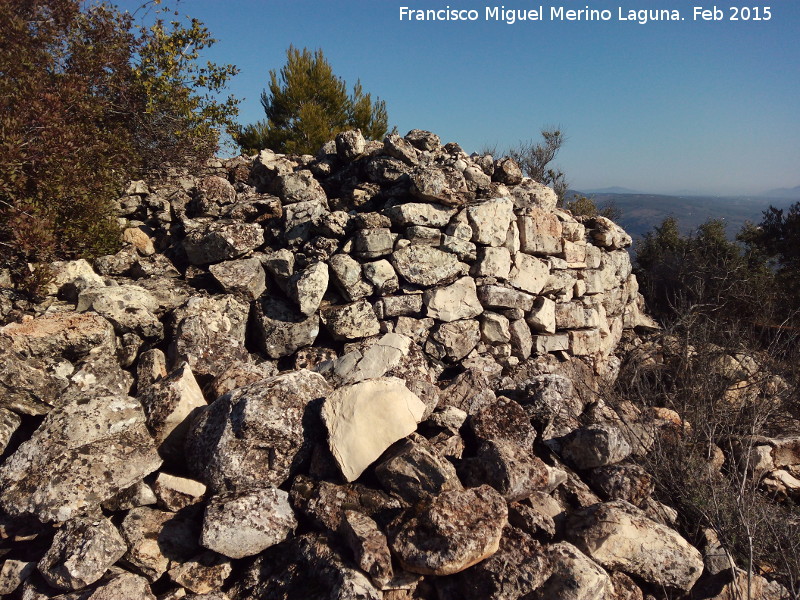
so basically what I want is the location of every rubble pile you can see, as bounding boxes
[0,129,786,599]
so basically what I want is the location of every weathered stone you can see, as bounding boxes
[0,394,161,522]
[481,312,511,344]
[340,510,394,588]
[323,377,426,482]
[353,228,396,259]
[186,370,332,491]
[251,296,319,359]
[389,485,507,576]
[201,487,296,559]
[45,259,106,301]
[183,222,264,265]
[0,338,70,415]
[405,224,441,246]
[589,216,632,249]
[329,254,373,301]
[289,476,402,533]
[383,133,419,165]
[510,178,558,211]
[560,423,632,469]
[171,295,250,379]
[438,526,551,600]
[533,333,570,354]
[473,246,511,279]
[493,157,523,185]
[195,175,236,211]
[405,129,440,151]
[261,247,295,283]
[385,202,454,227]
[209,257,266,300]
[392,245,462,287]
[362,259,399,295]
[509,318,533,359]
[567,500,703,592]
[123,226,156,255]
[76,284,162,341]
[467,197,515,247]
[0,560,35,596]
[508,252,550,294]
[284,199,329,244]
[423,276,482,322]
[588,464,654,506]
[375,436,462,503]
[153,473,207,511]
[102,480,157,512]
[276,170,327,205]
[139,362,206,460]
[425,319,480,362]
[85,572,156,600]
[518,209,563,255]
[461,440,550,501]
[508,496,558,538]
[320,300,381,341]
[205,360,277,401]
[706,568,788,600]
[289,261,329,315]
[477,284,534,311]
[440,234,477,261]
[469,396,536,449]
[333,332,412,384]
[411,165,470,207]
[37,516,127,591]
[2,311,115,361]
[168,551,232,595]
[536,542,613,600]
[336,129,366,160]
[120,507,199,581]
[527,296,556,333]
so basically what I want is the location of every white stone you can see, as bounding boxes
[508,252,550,295]
[467,197,515,247]
[423,277,483,322]
[323,378,427,481]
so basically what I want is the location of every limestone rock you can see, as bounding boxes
[171,295,250,380]
[477,284,534,312]
[374,436,462,504]
[37,516,127,591]
[205,360,277,401]
[84,573,155,600]
[560,423,633,469]
[438,526,551,600]
[0,394,162,522]
[567,500,703,592]
[392,245,462,287]
[186,370,332,491]
[320,299,381,341]
[183,222,264,265]
[153,473,207,511]
[425,319,480,362]
[0,337,70,415]
[469,396,536,449]
[340,510,394,588]
[353,228,396,259]
[510,178,558,211]
[493,157,523,185]
[383,133,419,165]
[336,129,366,160]
[329,253,373,301]
[45,259,106,301]
[423,276,483,322]
[0,560,35,596]
[252,296,319,359]
[466,197,515,247]
[461,439,550,501]
[333,332,412,384]
[518,208,563,255]
[411,165,469,206]
[276,170,327,205]
[473,246,511,279]
[588,464,654,506]
[508,252,550,295]
[139,362,206,460]
[168,551,232,595]
[481,312,511,343]
[405,129,441,151]
[536,542,613,600]
[362,259,399,295]
[527,296,556,334]
[201,487,297,559]
[209,257,266,300]
[385,202,454,227]
[2,311,115,361]
[323,377,426,481]
[289,261,329,316]
[389,485,507,576]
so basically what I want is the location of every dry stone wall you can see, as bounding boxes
[0,129,764,600]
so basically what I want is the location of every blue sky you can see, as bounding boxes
[118,0,799,196]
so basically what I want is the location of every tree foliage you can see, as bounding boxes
[565,194,621,221]
[0,0,239,279]
[236,46,388,155]
[508,128,568,202]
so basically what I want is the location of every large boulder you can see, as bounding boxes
[183,222,264,265]
[186,370,331,491]
[391,245,463,287]
[566,500,704,592]
[0,394,162,522]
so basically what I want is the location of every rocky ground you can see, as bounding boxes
[0,129,794,598]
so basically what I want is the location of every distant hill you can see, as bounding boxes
[566,191,797,242]
[759,185,800,199]
[579,186,643,195]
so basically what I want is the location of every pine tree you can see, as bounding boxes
[236,46,388,154]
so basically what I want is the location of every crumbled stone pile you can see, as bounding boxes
[0,129,781,599]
